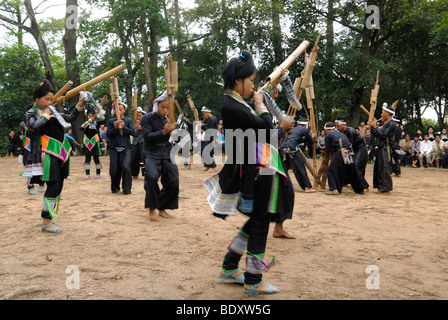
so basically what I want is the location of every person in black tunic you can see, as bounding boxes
[324,122,364,195]
[201,106,218,171]
[106,101,135,194]
[25,80,85,233]
[335,117,369,191]
[275,119,296,239]
[141,92,179,222]
[367,103,396,194]
[281,122,317,193]
[205,50,290,294]
[80,108,105,179]
[131,107,146,178]
[390,117,402,176]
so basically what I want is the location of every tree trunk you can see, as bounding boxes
[322,0,335,123]
[148,23,159,110]
[24,0,57,91]
[63,0,84,142]
[271,0,283,66]
[140,12,153,111]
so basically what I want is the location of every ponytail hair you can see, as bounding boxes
[222,50,256,90]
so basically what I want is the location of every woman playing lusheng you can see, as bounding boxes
[25,80,85,233]
[204,50,293,294]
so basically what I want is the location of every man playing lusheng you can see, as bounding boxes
[141,92,179,222]
[367,103,396,194]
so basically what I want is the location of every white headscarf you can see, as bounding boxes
[153,91,167,113]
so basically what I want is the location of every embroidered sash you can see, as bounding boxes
[41,135,72,163]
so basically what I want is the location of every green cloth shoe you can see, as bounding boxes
[41,221,62,234]
[243,280,280,294]
[219,269,244,285]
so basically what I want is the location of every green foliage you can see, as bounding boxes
[0,44,44,155]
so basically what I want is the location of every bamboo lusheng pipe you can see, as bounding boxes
[174,100,183,115]
[287,78,301,116]
[110,77,123,134]
[368,70,380,122]
[55,65,125,104]
[52,81,73,105]
[165,55,179,124]
[186,94,200,122]
[257,40,310,93]
[391,100,399,111]
[306,81,318,177]
[360,104,377,121]
[100,95,107,107]
[132,89,138,128]
[286,34,321,118]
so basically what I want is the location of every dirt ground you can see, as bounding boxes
[0,154,447,301]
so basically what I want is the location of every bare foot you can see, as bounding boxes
[273,223,296,239]
[159,210,172,218]
[305,187,317,193]
[149,209,158,222]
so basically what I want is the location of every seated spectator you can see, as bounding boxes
[410,134,421,168]
[431,133,444,168]
[364,128,375,163]
[419,133,433,167]
[399,133,412,167]
[442,139,448,169]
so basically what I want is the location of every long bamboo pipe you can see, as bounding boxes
[257,40,310,93]
[55,65,125,104]
[52,81,73,105]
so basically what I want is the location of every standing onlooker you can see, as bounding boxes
[316,129,326,157]
[65,128,80,156]
[100,125,108,155]
[364,128,375,163]
[201,106,218,172]
[358,120,367,138]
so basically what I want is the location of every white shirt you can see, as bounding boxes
[420,140,433,154]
